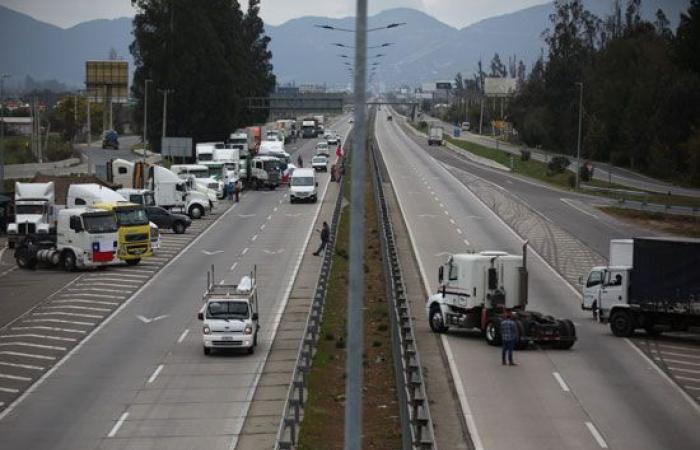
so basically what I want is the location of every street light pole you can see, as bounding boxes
[0,74,10,191]
[143,79,152,165]
[345,1,367,449]
[158,89,173,139]
[575,81,583,189]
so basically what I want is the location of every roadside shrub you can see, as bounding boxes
[568,174,576,188]
[547,156,570,176]
[520,149,531,161]
[417,120,428,131]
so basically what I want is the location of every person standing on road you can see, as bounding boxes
[235,180,241,203]
[313,221,330,256]
[297,154,303,168]
[500,311,518,366]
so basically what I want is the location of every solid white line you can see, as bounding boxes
[53,299,118,306]
[585,421,609,448]
[242,248,249,255]
[57,293,124,300]
[11,326,85,334]
[0,351,55,361]
[561,198,599,219]
[552,372,570,392]
[0,387,19,394]
[230,262,238,272]
[0,373,31,382]
[0,199,241,422]
[666,366,700,374]
[0,361,44,371]
[33,311,103,319]
[0,334,76,342]
[66,283,129,290]
[107,412,129,438]
[651,349,700,360]
[23,318,95,327]
[147,364,164,384]
[252,234,258,241]
[44,305,111,313]
[0,342,66,351]
[651,355,700,366]
[177,329,189,343]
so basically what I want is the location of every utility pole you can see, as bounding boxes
[479,97,484,135]
[575,81,583,189]
[0,74,10,191]
[143,79,152,165]
[86,95,91,146]
[158,89,173,139]
[74,93,78,144]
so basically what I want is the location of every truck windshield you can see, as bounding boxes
[292,177,314,187]
[83,213,118,233]
[207,301,249,319]
[190,169,210,178]
[264,161,281,172]
[198,153,213,161]
[15,204,45,215]
[115,207,149,226]
[128,193,156,206]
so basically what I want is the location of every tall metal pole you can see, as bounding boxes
[143,79,152,165]
[0,74,10,191]
[86,95,91,145]
[575,81,583,189]
[345,1,367,449]
[159,89,173,139]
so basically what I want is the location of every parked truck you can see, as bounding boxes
[197,266,260,355]
[247,155,282,190]
[301,119,317,138]
[14,207,118,271]
[581,237,700,337]
[7,182,57,249]
[426,245,576,349]
[427,125,444,146]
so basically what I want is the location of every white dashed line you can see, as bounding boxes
[261,224,266,230]
[0,334,76,343]
[443,210,449,215]
[230,262,238,272]
[242,248,249,255]
[177,329,189,343]
[0,387,20,394]
[585,422,608,448]
[456,228,462,234]
[147,364,164,384]
[0,361,44,371]
[464,239,471,247]
[552,372,570,392]
[449,218,456,225]
[267,215,272,221]
[0,373,31,382]
[252,234,258,241]
[107,412,129,438]
[0,351,55,361]
[11,326,85,334]
[0,342,66,351]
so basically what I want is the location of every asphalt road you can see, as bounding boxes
[420,113,700,198]
[0,116,351,450]
[376,107,700,450]
[78,135,143,168]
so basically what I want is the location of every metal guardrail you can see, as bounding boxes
[370,136,436,449]
[275,141,349,449]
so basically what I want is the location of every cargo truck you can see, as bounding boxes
[7,182,57,249]
[427,245,576,349]
[301,119,317,138]
[581,237,700,337]
[427,125,444,146]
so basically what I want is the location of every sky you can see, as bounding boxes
[0,0,550,29]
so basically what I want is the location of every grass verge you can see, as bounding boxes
[297,153,401,449]
[597,207,700,238]
[408,121,700,208]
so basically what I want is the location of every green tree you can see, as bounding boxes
[675,0,700,76]
[489,53,507,77]
[242,0,276,124]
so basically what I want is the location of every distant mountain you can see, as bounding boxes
[0,1,689,90]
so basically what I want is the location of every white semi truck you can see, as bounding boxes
[427,125,444,146]
[7,182,57,248]
[426,245,576,349]
[581,237,700,337]
[198,266,260,355]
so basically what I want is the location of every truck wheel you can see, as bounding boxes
[610,310,635,337]
[203,347,211,356]
[173,221,186,234]
[126,258,141,266]
[15,251,37,270]
[428,305,448,333]
[189,205,204,220]
[61,251,76,272]
[514,320,528,350]
[484,319,502,346]
[555,319,576,350]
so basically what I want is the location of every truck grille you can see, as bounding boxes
[212,340,243,346]
[18,223,36,234]
[125,244,149,255]
[125,233,148,243]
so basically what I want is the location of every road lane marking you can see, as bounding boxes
[666,366,700,374]
[23,318,95,326]
[0,373,31,382]
[464,239,471,247]
[561,198,599,219]
[54,299,118,306]
[552,372,570,392]
[230,262,238,271]
[0,334,76,342]
[585,422,608,448]
[443,210,449,215]
[651,355,700,366]
[0,342,66,351]
[147,364,164,384]
[57,293,123,300]
[177,329,189,343]
[242,248,249,255]
[456,228,462,234]
[0,387,20,393]
[261,224,266,230]
[107,412,129,438]
[45,305,111,313]
[0,351,55,361]
[219,280,225,285]
[252,234,258,241]
[34,311,103,319]
[449,218,456,225]
[267,215,272,221]
[11,326,85,334]
[136,315,168,324]
[0,361,44,371]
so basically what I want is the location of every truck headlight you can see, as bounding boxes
[244,326,253,335]
[203,326,211,335]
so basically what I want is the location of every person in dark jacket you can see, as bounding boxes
[313,221,330,256]
[500,311,518,366]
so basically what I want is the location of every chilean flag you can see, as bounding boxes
[92,240,115,262]
[336,144,344,158]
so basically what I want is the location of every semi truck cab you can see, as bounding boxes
[94,202,152,265]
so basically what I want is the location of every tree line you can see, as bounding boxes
[511,0,700,186]
[130,0,276,150]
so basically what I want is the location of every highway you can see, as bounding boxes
[0,116,351,450]
[375,107,700,450]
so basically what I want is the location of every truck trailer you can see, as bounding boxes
[582,237,700,337]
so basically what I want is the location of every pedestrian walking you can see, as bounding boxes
[235,180,241,203]
[500,311,518,366]
[297,154,303,168]
[313,221,330,256]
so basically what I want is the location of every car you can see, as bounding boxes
[102,130,119,150]
[315,142,330,157]
[145,206,192,234]
[461,121,471,131]
[311,155,329,172]
[387,115,393,121]
[327,136,339,147]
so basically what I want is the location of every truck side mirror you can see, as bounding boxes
[488,267,498,290]
[197,312,204,321]
[252,312,259,321]
[438,266,444,284]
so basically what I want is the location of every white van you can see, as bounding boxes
[289,168,318,203]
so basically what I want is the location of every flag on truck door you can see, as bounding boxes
[92,240,115,262]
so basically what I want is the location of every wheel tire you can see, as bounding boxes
[173,221,186,234]
[514,320,528,350]
[189,205,203,220]
[203,347,211,356]
[62,251,76,272]
[555,319,576,350]
[484,319,502,346]
[126,258,140,266]
[610,310,635,337]
[15,252,37,270]
[428,305,448,333]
